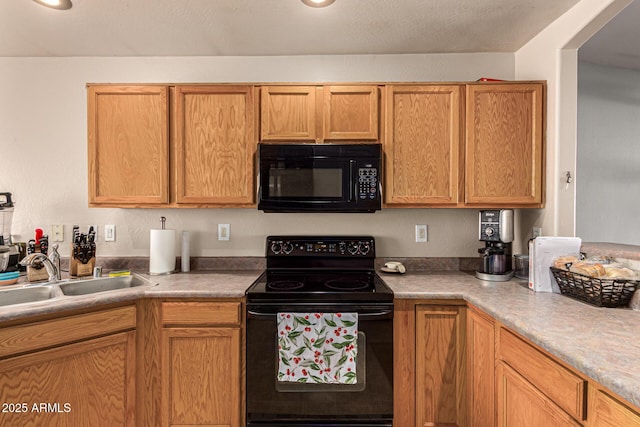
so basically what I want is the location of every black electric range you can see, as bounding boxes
[245,236,394,427]
[245,236,394,305]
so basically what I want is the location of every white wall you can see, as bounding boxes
[576,61,640,244]
[514,0,632,239]
[0,53,514,258]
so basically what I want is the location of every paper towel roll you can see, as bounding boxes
[181,230,190,273]
[150,229,176,275]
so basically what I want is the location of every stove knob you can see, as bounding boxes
[347,241,359,255]
[283,242,294,254]
[359,242,370,255]
[270,242,283,255]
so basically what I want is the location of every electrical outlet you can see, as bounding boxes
[415,224,428,243]
[89,224,98,242]
[532,227,542,238]
[52,225,64,242]
[218,224,230,241]
[105,225,116,242]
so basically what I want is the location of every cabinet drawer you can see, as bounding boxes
[498,327,586,421]
[0,306,136,359]
[162,302,241,326]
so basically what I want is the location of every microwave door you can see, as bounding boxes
[261,159,348,207]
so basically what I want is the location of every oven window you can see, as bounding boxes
[268,168,342,198]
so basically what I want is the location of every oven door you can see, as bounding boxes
[246,303,393,426]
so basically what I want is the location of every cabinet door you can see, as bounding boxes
[415,305,466,427]
[384,85,463,206]
[174,85,257,206]
[588,387,640,427]
[497,362,580,427]
[323,85,379,140]
[87,85,169,206]
[467,307,495,427]
[0,331,136,427]
[162,327,241,427]
[260,86,317,141]
[465,83,544,206]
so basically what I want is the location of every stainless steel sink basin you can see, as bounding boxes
[59,274,154,296]
[0,286,55,307]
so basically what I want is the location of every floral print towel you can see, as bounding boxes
[277,312,358,384]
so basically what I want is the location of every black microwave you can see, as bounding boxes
[258,143,382,213]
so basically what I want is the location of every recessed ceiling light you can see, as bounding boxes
[32,0,72,10]
[301,0,336,8]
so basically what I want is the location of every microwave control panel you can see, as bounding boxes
[358,168,378,199]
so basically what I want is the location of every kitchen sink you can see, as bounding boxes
[59,274,154,296]
[0,286,56,307]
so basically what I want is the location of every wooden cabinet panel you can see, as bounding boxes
[466,307,495,427]
[174,85,256,205]
[88,85,169,206]
[0,331,136,427]
[162,301,241,326]
[0,305,136,358]
[162,327,241,427]
[497,362,581,427]
[498,327,586,421]
[261,85,379,142]
[384,85,463,206]
[260,86,317,141]
[323,85,378,140]
[415,305,466,427]
[465,83,544,206]
[588,386,640,427]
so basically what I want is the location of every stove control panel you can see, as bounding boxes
[267,236,375,257]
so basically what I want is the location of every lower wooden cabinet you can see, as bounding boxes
[160,301,243,427]
[395,300,466,427]
[466,306,495,427]
[0,306,137,427]
[587,386,640,427]
[415,305,466,427]
[496,361,581,427]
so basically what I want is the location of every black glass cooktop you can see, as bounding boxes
[246,270,393,303]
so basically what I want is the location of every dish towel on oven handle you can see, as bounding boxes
[277,312,358,384]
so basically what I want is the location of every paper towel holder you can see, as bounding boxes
[149,216,177,276]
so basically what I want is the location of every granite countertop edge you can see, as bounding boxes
[1,269,638,409]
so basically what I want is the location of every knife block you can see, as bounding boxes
[70,242,96,277]
[27,263,49,282]
[70,256,95,277]
[26,244,50,282]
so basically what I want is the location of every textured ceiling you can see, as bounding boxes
[0,0,582,57]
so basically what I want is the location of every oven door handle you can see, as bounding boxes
[247,309,393,320]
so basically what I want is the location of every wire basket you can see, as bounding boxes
[550,267,638,308]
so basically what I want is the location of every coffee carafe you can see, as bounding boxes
[476,209,515,281]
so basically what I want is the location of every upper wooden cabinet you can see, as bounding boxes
[174,85,256,206]
[87,84,257,207]
[465,83,545,207]
[88,85,170,206]
[384,85,463,206]
[260,85,379,142]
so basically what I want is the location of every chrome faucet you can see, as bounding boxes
[20,252,60,283]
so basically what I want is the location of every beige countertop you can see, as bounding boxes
[1,269,638,409]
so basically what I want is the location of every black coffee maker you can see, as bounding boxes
[476,209,514,281]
